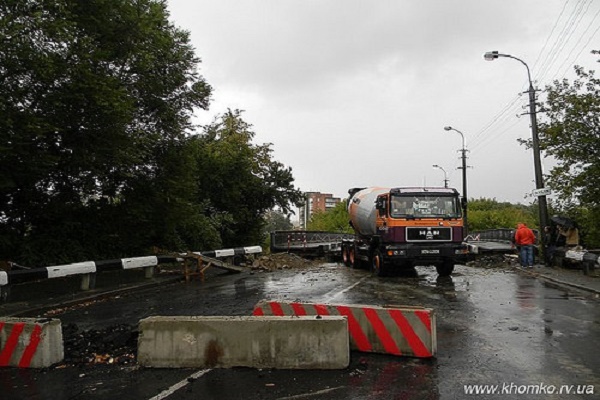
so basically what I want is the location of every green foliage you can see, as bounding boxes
[0,1,301,265]
[263,210,294,234]
[307,201,353,233]
[191,109,303,247]
[261,210,294,252]
[468,198,537,232]
[533,50,600,247]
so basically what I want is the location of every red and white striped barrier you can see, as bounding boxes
[0,318,63,368]
[253,300,436,358]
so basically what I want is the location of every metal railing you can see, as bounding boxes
[270,231,353,253]
[466,228,538,243]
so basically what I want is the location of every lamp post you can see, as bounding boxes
[443,126,468,236]
[484,51,549,247]
[432,164,449,188]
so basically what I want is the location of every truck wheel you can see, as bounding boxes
[436,262,454,277]
[349,247,359,269]
[371,250,387,276]
[342,245,351,267]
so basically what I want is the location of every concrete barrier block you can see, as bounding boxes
[253,301,436,358]
[0,318,63,368]
[137,316,349,369]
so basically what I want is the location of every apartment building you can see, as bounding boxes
[298,192,341,229]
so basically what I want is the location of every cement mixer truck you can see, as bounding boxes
[341,187,468,276]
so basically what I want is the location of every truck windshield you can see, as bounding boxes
[390,195,461,218]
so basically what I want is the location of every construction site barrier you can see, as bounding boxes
[0,318,63,368]
[137,315,349,369]
[0,246,262,301]
[253,300,436,358]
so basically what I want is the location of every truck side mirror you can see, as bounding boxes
[375,197,387,216]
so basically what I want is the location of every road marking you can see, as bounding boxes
[321,276,368,302]
[148,369,211,400]
[276,386,345,399]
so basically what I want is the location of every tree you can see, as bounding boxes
[193,110,303,247]
[307,201,353,233]
[467,198,537,232]
[535,50,600,246]
[0,0,212,264]
[261,210,294,252]
[263,210,294,233]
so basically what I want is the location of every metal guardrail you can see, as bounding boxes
[270,231,353,254]
[467,228,539,243]
[0,246,262,302]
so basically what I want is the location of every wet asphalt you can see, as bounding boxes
[1,262,599,400]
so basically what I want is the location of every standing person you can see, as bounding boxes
[514,223,536,268]
[543,225,558,267]
[558,224,580,248]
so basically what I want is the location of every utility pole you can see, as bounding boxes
[432,164,449,188]
[443,126,469,237]
[528,80,549,237]
[484,51,549,247]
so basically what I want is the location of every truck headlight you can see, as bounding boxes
[387,250,406,256]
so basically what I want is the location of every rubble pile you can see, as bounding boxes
[467,254,514,269]
[249,253,322,271]
[59,323,138,367]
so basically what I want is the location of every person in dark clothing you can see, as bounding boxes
[543,225,558,266]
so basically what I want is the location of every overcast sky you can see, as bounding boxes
[166,0,599,207]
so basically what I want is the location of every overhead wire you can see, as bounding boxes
[554,4,600,81]
[469,94,521,145]
[536,0,589,84]
[437,0,597,193]
[470,0,597,157]
[531,0,571,76]
[468,94,523,152]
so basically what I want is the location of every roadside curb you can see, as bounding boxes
[534,273,600,296]
[513,266,600,296]
[3,275,184,318]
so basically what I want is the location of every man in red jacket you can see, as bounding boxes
[514,222,536,268]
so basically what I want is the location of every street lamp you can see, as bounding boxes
[484,51,549,247]
[443,126,468,235]
[432,164,449,188]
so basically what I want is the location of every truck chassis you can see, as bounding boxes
[341,235,467,277]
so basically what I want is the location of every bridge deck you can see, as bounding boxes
[467,241,515,254]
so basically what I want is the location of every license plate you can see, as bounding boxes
[421,249,440,254]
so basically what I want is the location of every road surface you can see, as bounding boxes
[1,260,598,399]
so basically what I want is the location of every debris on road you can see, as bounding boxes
[250,253,322,271]
[57,323,138,368]
[45,299,111,316]
[467,254,515,269]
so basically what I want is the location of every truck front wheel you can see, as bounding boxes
[371,250,387,276]
[436,261,454,277]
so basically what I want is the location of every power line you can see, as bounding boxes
[537,0,590,84]
[469,94,522,149]
[470,117,524,154]
[554,5,600,81]
[472,0,597,156]
[532,0,571,75]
